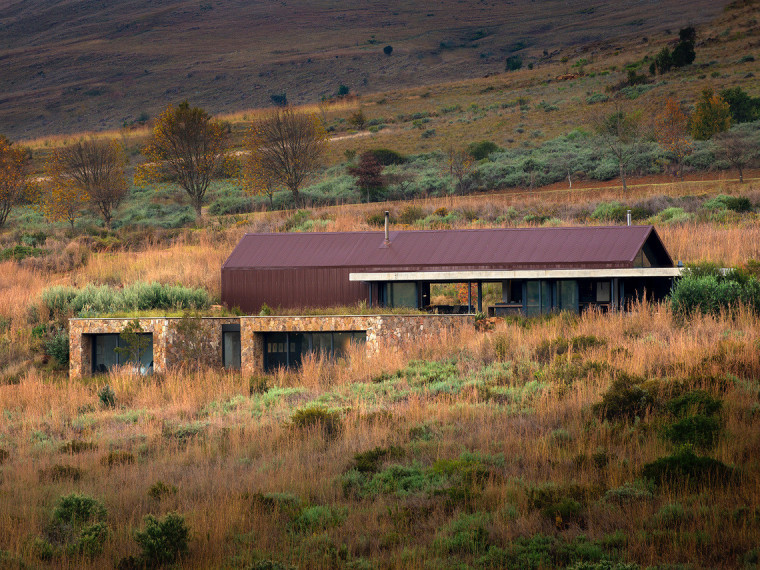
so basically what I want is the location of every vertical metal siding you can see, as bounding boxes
[222,267,368,313]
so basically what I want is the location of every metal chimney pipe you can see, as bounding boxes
[627,210,631,226]
[384,211,390,244]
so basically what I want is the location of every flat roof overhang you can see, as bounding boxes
[349,268,683,282]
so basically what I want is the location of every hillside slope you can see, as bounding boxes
[0,0,729,138]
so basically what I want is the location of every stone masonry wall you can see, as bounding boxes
[69,317,238,379]
[240,315,472,375]
[71,315,473,378]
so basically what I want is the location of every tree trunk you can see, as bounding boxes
[619,163,627,191]
[738,164,744,183]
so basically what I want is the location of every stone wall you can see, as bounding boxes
[69,317,239,379]
[70,314,473,378]
[240,314,472,374]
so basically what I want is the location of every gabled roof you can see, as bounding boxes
[222,226,673,271]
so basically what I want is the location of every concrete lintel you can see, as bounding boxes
[349,268,683,282]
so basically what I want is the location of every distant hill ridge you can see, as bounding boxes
[0,0,729,138]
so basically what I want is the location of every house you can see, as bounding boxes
[221,221,680,315]
[69,222,680,378]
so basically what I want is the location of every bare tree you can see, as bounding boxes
[54,138,127,229]
[0,135,29,229]
[446,146,474,193]
[138,101,229,219]
[595,103,643,192]
[715,130,757,183]
[245,108,328,206]
[654,98,693,180]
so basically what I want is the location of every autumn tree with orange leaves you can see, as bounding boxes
[40,149,89,228]
[138,101,229,219]
[655,98,693,179]
[690,88,731,141]
[0,135,30,229]
[244,108,328,207]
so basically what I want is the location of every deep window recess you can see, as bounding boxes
[222,325,241,369]
[264,331,366,371]
[92,333,153,374]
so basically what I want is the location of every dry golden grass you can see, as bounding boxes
[1,304,758,567]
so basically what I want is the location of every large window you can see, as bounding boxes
[388,282,418,308]
[264,331,366,371]
[558,281,579,312]
[92,333,153,374]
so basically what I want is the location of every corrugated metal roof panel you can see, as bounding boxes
[222,226,668,270]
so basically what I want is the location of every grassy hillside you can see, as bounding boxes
[1,0,730,139]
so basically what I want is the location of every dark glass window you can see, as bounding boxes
[263,331,366,371]
[92,333,153,374]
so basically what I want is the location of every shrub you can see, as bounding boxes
[666,390,722,417]
[39,464,83,482]
[148,480,178,501]
[48,493,109,558]
[291,407,342,438]
[249,375,269,395]
[98,384,116,408]
[506,55,523,71]
[702,194,752,213]
[353,446,405,473]
[208,195,254,215]
[0,448,8,465]
[642,446,734,486]
[383,45,393,55]
[44,331,69,368]
[594,375,652,421]
[290,505,347,534]
[603,481,654,504]
[662,414,722,448]
[134,512,190,565]
[398,205,425,224]
[59,440,96,454]
[670,274,760,315]
[435,512,492,555]
[100,450,135,467]
[468,140,500,160]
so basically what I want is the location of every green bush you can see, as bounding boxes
[0,245,46,262]
[100,450,135,467]
[59,440,96,454]
[594,375,652,421]
[208,195,254,215]
[47,493,109,558]
[397,205,425,224]
[134,512,190,565]
[44,331,70,368]
[369,148,406,165]
[41,282,212,317]
[662,414,722,448]
[39,464,83,482]
[353,446,405,473]
[291,407,342,438]
[702,194,753,213]
[468,140,500,160]
[670,274,760,315]
[98,385,116,408]
[642,446,734,486]
[435,512,492,555]
[148,480,178,501]
[290,505,347,534]
[666,390,722,417]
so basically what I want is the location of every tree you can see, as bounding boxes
[720,86,760,124]
[654,98,693,179]
[349,109,366,130]
[690,88,731,140]
[0,135,29,229]
[138,101,229,219]
[245,108,328,206]
[446,147,474,193]
[383,45,393,56]
[715,130,757,183]
[40,149,89,228]
[654,47,673,74]
[52,138,127,229]
[595,104,643,191]
[348,151,384,202]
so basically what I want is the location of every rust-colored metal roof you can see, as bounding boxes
[222,226,672,271]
